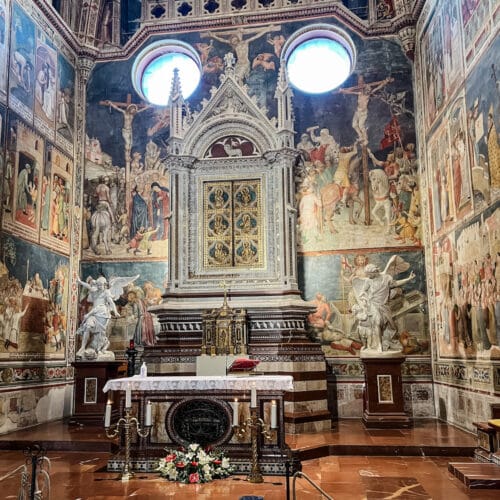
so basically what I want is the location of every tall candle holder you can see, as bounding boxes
[233,405,275,483]
[104,401,152,481]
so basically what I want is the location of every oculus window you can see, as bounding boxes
[132,40,201,106]
[283,25,355,94]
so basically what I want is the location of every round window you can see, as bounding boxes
[283,25,355,94]
[132,40,201,106]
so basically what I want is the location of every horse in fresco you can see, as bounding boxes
[320,157,364,233]
[90,203,113,255]
[369,168,392,232]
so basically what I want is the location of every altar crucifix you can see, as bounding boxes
[219,280,229,308]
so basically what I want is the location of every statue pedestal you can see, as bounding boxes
[71,361,125,425]
[361,353,411,428]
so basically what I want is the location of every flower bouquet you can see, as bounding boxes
[156,443,232,484]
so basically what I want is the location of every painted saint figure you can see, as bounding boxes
[151,182,171,240]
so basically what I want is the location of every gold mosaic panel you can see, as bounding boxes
[203,179,263,269]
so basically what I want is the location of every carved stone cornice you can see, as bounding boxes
[32,0,80,53]
[34,0,427,63]
[87,1,428,62]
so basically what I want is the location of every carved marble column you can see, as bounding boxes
[67,55,95,364]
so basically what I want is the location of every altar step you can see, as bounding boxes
[296,443,475,462]
[0,421,474,459]
[0,421,118,453]
[448,462,500,489]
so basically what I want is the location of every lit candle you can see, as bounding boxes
[125,384,132,408]
[104,400,112,427]
[145,401,152,426]
[232,399,239,427]
[271,400,277,429]
[251,386,257,408]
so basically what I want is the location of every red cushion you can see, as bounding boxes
[228,358,260,371]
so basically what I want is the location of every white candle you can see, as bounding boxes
[125,384,132,408]
[232,399,239,427]
[251,386,257,408]
[271,400,277,429]
[145,401,152,426]
[104,401,112,427]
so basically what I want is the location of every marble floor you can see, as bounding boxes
[0,420,497,499]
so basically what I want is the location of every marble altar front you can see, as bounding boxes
[103,375,295,475]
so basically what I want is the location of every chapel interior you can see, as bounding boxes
[0,0,499,498]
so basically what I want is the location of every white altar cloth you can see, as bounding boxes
[103,375,294,393]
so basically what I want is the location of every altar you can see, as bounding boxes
[103,374,295,475]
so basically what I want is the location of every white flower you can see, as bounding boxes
[189,443,200,452]
[222,457,230,469]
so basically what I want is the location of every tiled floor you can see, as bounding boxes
[0,420,497,499]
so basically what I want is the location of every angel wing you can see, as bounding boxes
[351,276,369,304]
[108,275,139,300]
[382,255,410,277]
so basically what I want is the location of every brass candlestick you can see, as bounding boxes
[105,406,151,481]
[234,407,273,483]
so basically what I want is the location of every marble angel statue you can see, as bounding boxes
[351,255,415,355]
[76,274,139,360]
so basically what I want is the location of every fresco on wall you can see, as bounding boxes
[39,144,72,255]
[56,53,75,152]
[299,251,428,358]
[2,116,43,242]
[295,68,418,252]
[442,0,463,98]
[0,234,69,360]
[86,22,417,262]
[461,0,495,67]
[0,104,5,186]
[0,103,4,144]
[0,0,10,102]
[427,120,454,235]
[375,0,395,21]
[420,8,445,129]
[434,201,500,360]
[448,96,473,217]
[8,1,35,122]
[34,33,57,139]
[465,36,500,208]
[79,261,167,351]
[82,131,171,260]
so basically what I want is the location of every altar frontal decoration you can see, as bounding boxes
[156,443,232,483]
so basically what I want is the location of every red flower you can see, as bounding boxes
[165,454,176,462]
[191,461,198,467]
[176,461,186,468]
[189,472,200,483]
[213,459,221,465]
